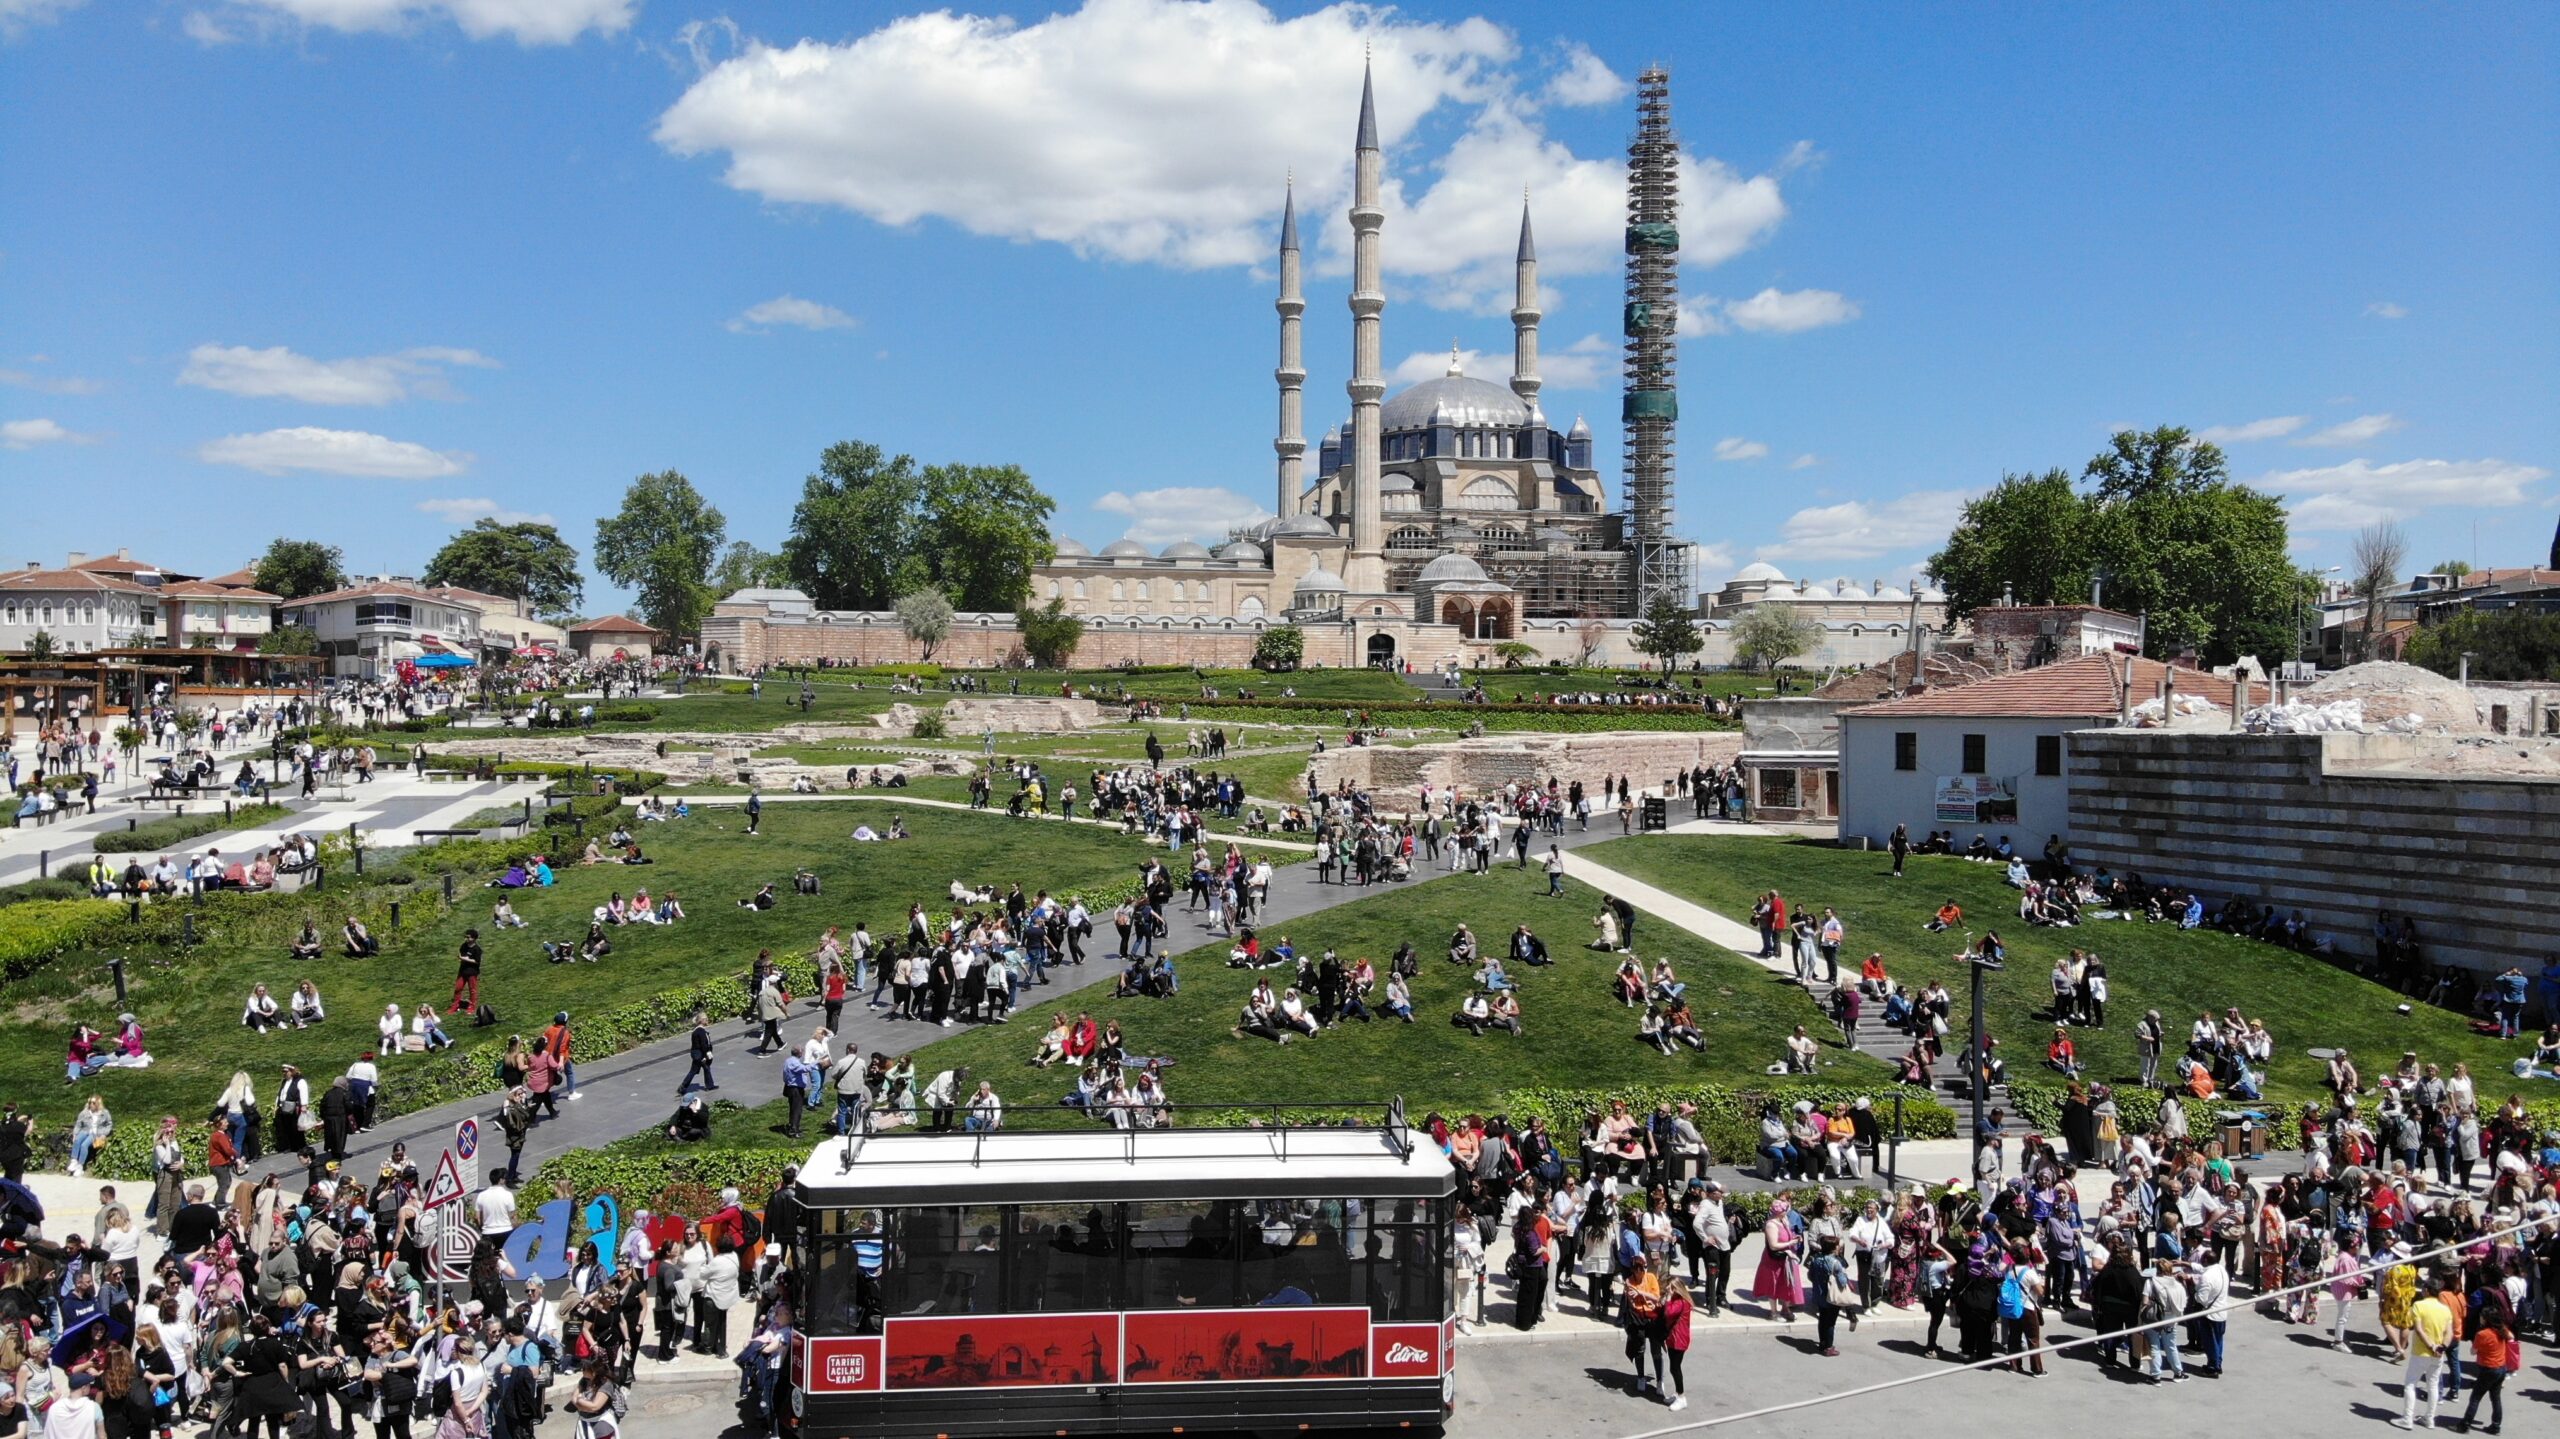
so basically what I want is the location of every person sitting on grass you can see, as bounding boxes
[1487,990,1524,1037]
[2004,856,2030,888]
[1662,1000,1705,1053]
[289,920,324,961]
[580,839,606,866]
[1381,975,1414,1024]
[1453,990,1496,1037]
[1234,993,1289,1045]
[1032,1014,1071,1067]
[620,842,653,865]
[738,882,778,911]
[242,983,282,1034]
[1650,959,1686,1006]
[291,978,326,1029]
[1447,925,1481,968]
[1785,1026,1821,1074]
[342,917,379,958]
[1614,957,1647,1008]
[491,897,528,929]
[1474,953,1516,994]
[1640,1004,1675,1055]
[664,1095,711,1143]
[378,1004,404,1053]
[412,1002,455,1051]
[1277,987,1321,1037]
[2047,1027,2083,1079]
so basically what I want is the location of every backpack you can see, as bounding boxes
[1997,1271,2029,1320]
[737,1210,764,1248]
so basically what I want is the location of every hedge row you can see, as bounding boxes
[0,896,127,981]
[2002,1081,2560,1156]
[1165,702,1734,734]
[93,803,294,855]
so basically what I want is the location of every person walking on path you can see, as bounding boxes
[1808,1234,1854,1357]
[781,1048,815,1140]
[744,789,762,836]
[2398,1285,2455,1429]
[679,1012,718,1094]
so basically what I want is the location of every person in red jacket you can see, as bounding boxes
[540,1012,579,1101]
[1660,1277,1694,1412]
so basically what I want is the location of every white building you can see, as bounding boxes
[1834,654,2237,854]
[0,550,280,655]
[424,585,567,656]
[278,580,484,678]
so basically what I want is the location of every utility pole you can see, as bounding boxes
[1967,948,2004,1181]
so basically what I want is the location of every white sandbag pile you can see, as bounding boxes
[2242,661,2487,736]
[2129,693,2227,727]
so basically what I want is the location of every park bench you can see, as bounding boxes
[413,828,485,846]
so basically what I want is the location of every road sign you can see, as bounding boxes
[429,1220,479,1283]
[452,1117,480,1163]
[423,1149,468,1211]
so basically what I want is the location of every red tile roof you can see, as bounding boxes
[0,567,155,596]
[279,580,447,606]
[202,566,263,589]
[159,580,282,601]
[568,613,660,635]
[1840,653,2239,719]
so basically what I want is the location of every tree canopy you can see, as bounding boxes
[1927,426,2304,665]
[1016,599,1085,669]
[251,538,347,600]
[783,441,1056,612]
[593,471,725,639]
[2404,608,2560,682]
[708,541,790,597]
[1631,593,1702,667]
[1253,624,1306,671]
[894,589,954,660]
[421,519,584,615]
[1731,603,1819,672]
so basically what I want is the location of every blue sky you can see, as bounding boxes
[4,0,2554,609]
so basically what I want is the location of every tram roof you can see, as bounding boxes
[795,1124,1451,1205]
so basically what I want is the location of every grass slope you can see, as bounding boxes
[1584,834,2523,1108]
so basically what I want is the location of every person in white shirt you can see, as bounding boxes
[516,1275,562,1349]
[378,1004,404,1054]
[474,1174,518,1239]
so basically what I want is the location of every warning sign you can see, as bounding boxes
[423,1149,468,1211]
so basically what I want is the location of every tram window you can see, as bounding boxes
[1124,1200,1228,1310]
[879,1207,998,1317]
[804,1239,861,1335]
[1237,1199,1349,1307]
[1009,1203,1119,1312]
[1359,1199,1442,1321]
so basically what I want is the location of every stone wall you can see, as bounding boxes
[700,611,1467,674]
[943,697,1102,733]
[1306,730,1742,807]
[2066,729,2560,975]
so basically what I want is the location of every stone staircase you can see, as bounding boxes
[1796,969,2036,1149]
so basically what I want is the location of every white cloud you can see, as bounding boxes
[1,417,94,449]
[1756,488,1975,563]
[219,0,632,44]
[1542,334,1613,391]
[725,295,858,333]
[1712,437,1769,463]
[2262,457,2549,531]
[0,366,101,396]
[2194,415,2306,444]
[0,0,84,38]
[417,497,556,525]
[2294,412,2403,447]
[179,343,498,405]
[1685,542,1736,580]
[1543,41,1626,106]
[2363,301,2409,320]
[181,9,238,42]
[655,0,1804,312]
[1788,453,1818,470]
[197,426,469,478]
[1092,486,1270,547]
[1674,298,1728,337]
[1720,286,1860,334]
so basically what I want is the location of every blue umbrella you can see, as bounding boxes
[412,653,476,669]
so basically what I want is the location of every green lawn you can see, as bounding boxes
[0,801,1166,1139]
[618,864,1881,1154]
[1584,834,2522,1109]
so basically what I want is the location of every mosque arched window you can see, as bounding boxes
[1387,526,1435,552]
[1071,581,1086,601]
[1108,582,1124,602]
[1047,580,1062,600]
[1193,581,1210,602]
[1237,596,1265,620]
[1478,527,1530,552]
[1460,476,1516,511]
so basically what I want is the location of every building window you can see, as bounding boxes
[1757,769,1799,810]
[1134,582,1149,603]
[2035,735,2062,777]
[1460,476,1517,511]
[1894,732,1916,771]
[1961,733,1986,774]
[1387,525,1434,552]
[1071,581,1086,601]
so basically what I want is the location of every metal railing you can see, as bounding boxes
[833,1096,1415,1171]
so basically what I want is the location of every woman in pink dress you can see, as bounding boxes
[1753,1193,1807,1321]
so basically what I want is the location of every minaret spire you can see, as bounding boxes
[1273,175,1307,520]
[1510,189,1542,420]
[1343,55,1388,592]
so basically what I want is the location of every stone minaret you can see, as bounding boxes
[1273,177,1306,521]
[1510,192,1541,420]
[1342,59,1388,592]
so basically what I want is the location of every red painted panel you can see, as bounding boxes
[799,1335,884,1394]
[1120,1307,1371,1384]
[883,1313,1121,1391]
[1369,1322,1441,1379]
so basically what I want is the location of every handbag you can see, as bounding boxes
[1827,1271,1862,1312]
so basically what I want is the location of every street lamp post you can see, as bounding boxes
[1966,948,2004,1182]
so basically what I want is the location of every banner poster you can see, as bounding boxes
[1120,1307,1372,1384]
[882,1313,1122,1391]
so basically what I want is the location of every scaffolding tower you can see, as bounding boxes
[1621,66,1691,615]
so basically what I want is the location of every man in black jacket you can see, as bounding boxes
[678,1011,718,1094]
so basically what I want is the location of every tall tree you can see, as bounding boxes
[251,538,348,600]
[708,541,790,597]
[2405,608,2560,682]
[894,589,954,661]
[1631,593,1702,667]
[1731,603,1819,671]
[782,441,923,611]
[2429,559,2473,580]
[914,463,1057,612]
[421,519,584,614]
[593,471,725,639]
[1016,599,1086,669]
[1928,427,2303,665]
[2350,519,2408,662]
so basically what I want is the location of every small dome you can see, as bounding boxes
[724,587,812,605]
[1567,415,1592,438]
[1793,582,1834,601]
[1379,475,1418,493]
[1415,552,1488,584]
[1916,586,1947,603]
[1048,535,1091,558]
[1293,565,1346,594]
[1831,579,1867,598]
[1098,538,1151,559]
[1731,561,1786,583]
[1158,540,1212,561]
[1267,515,1335,538]
[1215,540,1265,562]
[1871,584,1910,601]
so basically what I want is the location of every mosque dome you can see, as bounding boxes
[1382,371,1530,431]
[1293,565,1346,594]
[1793,582,1835,601]
[1267,515,1336,538]
[1831,579,1867,599]
[1157,540,1213,561]
[1048,536,1091,559]
[1098,538,1151,559]
[1534,527,1576,546]
[1731,561,1786,583]
[1871,583,1911,601]
[1215,540,1265,562]
[1415,552,1488,585]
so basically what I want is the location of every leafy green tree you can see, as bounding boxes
[422,519,585,614]
[915,463,1056,612]
[23,629,56,659]
[259,625,319,656]
[2430,559,2474,580]
[594,471,725,639]
[1253,624,1306,670]
[1016,599,1085,668]
[708,541,790,597]
[251,538,347,600]
[1492,640,1539,667]
[2404,608,2560,682]
[894,589,954,661]
[1631,593,1703,667]
[783,441,922,611]
[1731,603,1819,671]
[1929,426,2303,665]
